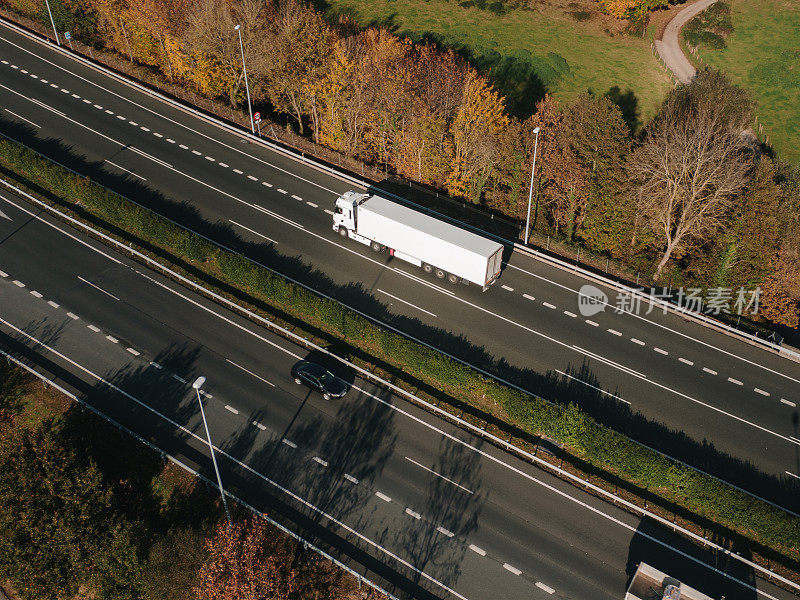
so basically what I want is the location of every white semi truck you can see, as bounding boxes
[332,191,504,289]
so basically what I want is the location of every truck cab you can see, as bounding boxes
[332,191,368,236]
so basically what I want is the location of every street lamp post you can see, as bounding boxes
[44,0,60,46]
[524,126,541,245]
[234,24,255,135]
[192,376,232,525]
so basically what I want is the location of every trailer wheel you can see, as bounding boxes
[422,263,433,274]
[447,273,459,284]
[371,241,383,252]
[338,227,348,238]
[435,268,446,279]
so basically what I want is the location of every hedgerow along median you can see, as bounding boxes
[0,135,798,576]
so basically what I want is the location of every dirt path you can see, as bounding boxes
[655,0,719,83]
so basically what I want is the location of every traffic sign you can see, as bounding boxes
[253,112,261,122]
[64,31,71,40]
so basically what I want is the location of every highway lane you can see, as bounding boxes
[1,187,795,600]
[1,22,799,495]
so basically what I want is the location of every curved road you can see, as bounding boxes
[657,0,719,83]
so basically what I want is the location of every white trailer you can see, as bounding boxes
[332,191,504,289]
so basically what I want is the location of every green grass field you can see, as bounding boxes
[322,0,672,122]
[693,0,800,166]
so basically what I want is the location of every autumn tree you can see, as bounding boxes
[446,71,509,200]
[628,70,755,280]
[0,422,141,600]
[567,94,635,257]
[264,0,333,139]
[185,0,271,106]
[194,516,349,600]
[127,0,190,80]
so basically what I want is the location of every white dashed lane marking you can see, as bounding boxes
[262,181,273,187]
[536,582,556,595]
[405,508,421,520]
[140,126,150,131]
[277,188,287,194]
[87,324,101,332]
[224,405,239,415]
[501,285,514,291]
[344,474,359,484]
[469,544,486,556]
[66,312,79,320]
[247,175,258,181]
[166,138,175,143]
[678,357,694,366]
[291,194,302,201]
[12,280,24,287]
[523,293,535,301]
[564,310,577,318]
[542,301,557,309]
[436,526,454,537]
[654,347,668,355]
[754,388,770,397]
[47,300,60,308]
[312,456,328,467]
[375,491,392,502]
[153,132,163,138]
[150,361,163,369]
[631,338,645,345]
[781,399,797,408]
[205,156,215,161]
[702,367,717,375]
[191,150,202,156]
[728,377,743,385]
[105,335,118,343]
[607,328,622,336]
[233,168,243,174]
[282,438,297,449]
[586,320,599,327]
[219,162,229,168]
[30,290,42,298]
[252,421,267,431]
[93,104,103,109]
[306,202,319,208]
[126,348,140,356]
[116,115,126,120]
[503,563,522,576]
[179,144,189,149]
[0,270,6,277]
[171,374,186,383]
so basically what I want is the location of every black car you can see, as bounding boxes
[291,361,348,400]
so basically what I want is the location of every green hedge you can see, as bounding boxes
[1,136,798,566]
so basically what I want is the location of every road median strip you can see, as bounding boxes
[0,135,798,588]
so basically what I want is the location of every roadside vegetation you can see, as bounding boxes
[1,121,799,581]
[0,359,374,600]
[683,0,800,167]
[1,0,798,327]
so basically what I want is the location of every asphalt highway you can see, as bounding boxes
[1,186,796,600]
[0,21,799,503]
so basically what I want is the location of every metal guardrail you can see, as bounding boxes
[0,347,400,600]
[2,176,797,595]
[1,16,796,365]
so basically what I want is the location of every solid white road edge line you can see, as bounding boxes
[2,178,794,591]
